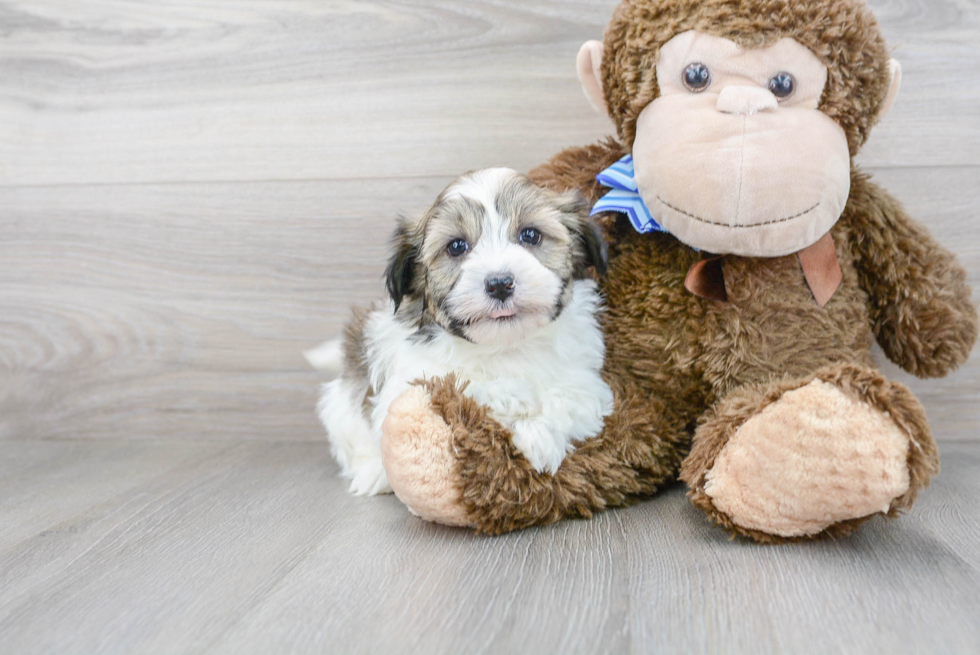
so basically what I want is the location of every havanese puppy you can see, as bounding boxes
[307,168,614,496]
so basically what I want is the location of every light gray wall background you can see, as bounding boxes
[2,0,977,443]
[1,2,978,652]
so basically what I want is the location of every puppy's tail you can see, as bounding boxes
[304,338,344,376]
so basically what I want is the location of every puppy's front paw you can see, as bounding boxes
[466,378,542,426]
[510,419,570,475]
[348,457,393,496]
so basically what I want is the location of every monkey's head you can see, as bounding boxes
[578,0,901,257]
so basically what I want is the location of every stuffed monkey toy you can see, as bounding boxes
[379,0,978,542]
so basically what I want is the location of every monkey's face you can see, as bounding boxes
[630,31,851,257]
[576,0,902,258]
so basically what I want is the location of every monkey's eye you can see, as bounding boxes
[768,72,796,100]
[519,228,542,246]
[682,63,711,92]
[447,239,469,257]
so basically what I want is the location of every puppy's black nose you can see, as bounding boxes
[485,275,515,301]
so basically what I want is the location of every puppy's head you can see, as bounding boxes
[385,168,606,345]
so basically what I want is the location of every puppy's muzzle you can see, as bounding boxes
[485,274,515,302]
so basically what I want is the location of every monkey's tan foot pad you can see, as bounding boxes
[700,379,912,539]
[381,385,475,528]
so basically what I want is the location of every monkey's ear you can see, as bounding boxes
[876,59,902,122]
[559,191,609,277]
[384,220,418,311]
[577,40,607,115]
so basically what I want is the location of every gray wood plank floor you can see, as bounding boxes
[0,440,978,654]
[2,0,979,652]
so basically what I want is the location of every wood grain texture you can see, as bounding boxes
[0,1,978,651]
[0,177,446,440]
[0,439,977,654]
[1,0,979,188]
[2,167,976,442]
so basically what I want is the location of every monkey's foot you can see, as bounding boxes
[681,365,938,542]
[381,384,475,528]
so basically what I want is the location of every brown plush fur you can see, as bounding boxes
[602,0,892,154]
[845,174,979,378]
[680,363,939,543]
[417,373,684,534]
[381,0,978,540]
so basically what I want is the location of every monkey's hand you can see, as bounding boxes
[847,172,978,378]
[380,373,682,534]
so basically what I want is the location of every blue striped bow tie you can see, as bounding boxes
[590,154,668,235]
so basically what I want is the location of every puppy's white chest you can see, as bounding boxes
[465,377,542,424]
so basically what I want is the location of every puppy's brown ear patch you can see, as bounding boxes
[579,219,609,276]
[559,191,608,277]
[385,218,419,311]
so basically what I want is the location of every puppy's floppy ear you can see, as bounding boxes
[558,190,609,277]
[384,217,419,311]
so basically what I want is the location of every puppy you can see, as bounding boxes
[309,168,614,495]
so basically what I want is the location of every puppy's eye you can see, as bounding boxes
[519,228,542,246]
[683,62,711,92]
[768,72,795,100]
[447,239,469,257]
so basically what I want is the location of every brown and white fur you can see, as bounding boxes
[309,168,613,495]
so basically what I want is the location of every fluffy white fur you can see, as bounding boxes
[443,169,568,346]
[314,168,613,496]
[317,280,612,495]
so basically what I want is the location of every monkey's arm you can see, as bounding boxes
[846,172,978,378]
[527,137,626,199]
[382,373,684,534]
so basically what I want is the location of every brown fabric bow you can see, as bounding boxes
[683,232,842,307]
